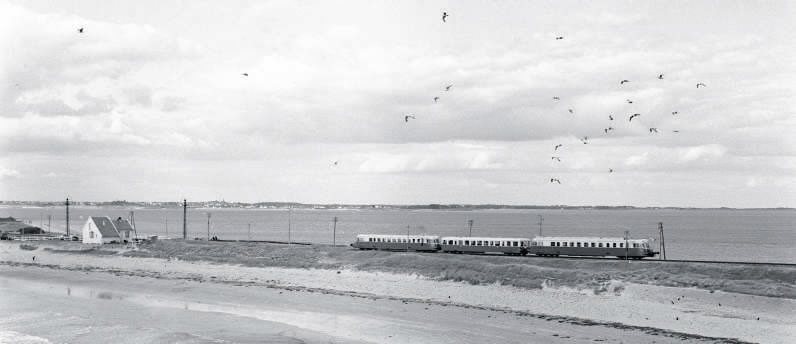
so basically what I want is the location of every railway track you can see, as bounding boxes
[518,254,796,267]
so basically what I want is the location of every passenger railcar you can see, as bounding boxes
[351,234,440,252]
[440,237,531,255]
[528,236,657,259]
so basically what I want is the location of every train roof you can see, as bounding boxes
[441,236,530,241]
[356,234,439,239]
[533,236,651,242]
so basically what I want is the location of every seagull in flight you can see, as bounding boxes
[696,82,707,88]
[404,114,416,122]
[444,84,453,91]
[550,178,561,184]
[442,12,449,22]
[609,168,614,173]
[672,130,680,133]
[568,109,574,114]
[554,144,563,151]
[241,73,248,77]
[629,113,641,122]
[626,99,633,104]
[604,127,614,134]
[551,156,561,162]
[609,114,614,121]
[555,36,564,40]
[620,80,630,85]
[332,161,339,167]
[433,96,440,103]
[580,136,589,144]
[671,111,679,115]
[552,96,560,101]
[649,127,659,133]
[78,27,84,33]
[658,74,664,80]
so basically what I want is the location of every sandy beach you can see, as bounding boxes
[1,240,794,343]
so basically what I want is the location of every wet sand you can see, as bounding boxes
[2,266,714,344]
[2,241,793,343]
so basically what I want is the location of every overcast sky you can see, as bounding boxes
[1,0,794,207]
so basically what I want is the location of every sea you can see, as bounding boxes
[1,206,794,264]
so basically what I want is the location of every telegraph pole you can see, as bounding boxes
[248,223,251,241]
[288,206,292,245]
[624,230,630,262]
[467,219,474,237]
[537,215,544,237]
[332,216,338,246]
[65,197,70,237]
[130,211,137,241]
[206,212,211,241]
[182,199,187,240]
[658,222,666,260]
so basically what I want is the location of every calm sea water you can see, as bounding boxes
[2,206,794,264]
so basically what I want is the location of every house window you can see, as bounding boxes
[90,231,94,239]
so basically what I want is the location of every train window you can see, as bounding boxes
[612,243,616,248]
[465,240,469,245]
[598,243,603,248]
[619,243,624,248]
[563,242,567,247]
[633,243,639,248]
[477,240,482,246]
[590,242,595,247]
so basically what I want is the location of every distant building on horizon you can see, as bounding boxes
[81,216,134,244]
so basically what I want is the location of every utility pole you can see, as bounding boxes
[182,199,187,240]
[65,197,70,237]
[47,215,51,231]
[130,211,137,241]
[332,216,338,246]
[406,225,410,251]
[537,215,544,237]
[288,206,292,245]
[248,223,251,241]
[467,219,474,237]
[206,212,211,241]
[658,222,666,260]
[624,230,630,263]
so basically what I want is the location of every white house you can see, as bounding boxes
[81,216,134,244]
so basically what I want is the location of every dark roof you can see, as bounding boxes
[91,217,120,238]
[113,217,134,231]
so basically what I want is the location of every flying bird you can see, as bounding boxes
[433,96,440,103]
[332,161,339,166]
[609,168,614,173]
[552,96,560,101]
[551,156,561,162]
[580,136,589,144]
[671,111,679,115]
[550,178,561,184]
[78,27,84,33]
[604,127,614,134]
[241,73,248,77]
[445,84,453,91]
[626,99,633,104]
[696,82,707,88]
[555,36,564,40]
[658,74,664,79]
[609,114,614,121]
[672,130,680,133]
[629,113,641,122]
[620,80,630,85]
[568,109,574,114]
[649,127,659,133]
[404,114,416,122]
[554,144,563,151]
[442,12,449,22]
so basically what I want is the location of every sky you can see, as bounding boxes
[0,0,794,207]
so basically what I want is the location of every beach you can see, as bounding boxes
[1,240,794,343]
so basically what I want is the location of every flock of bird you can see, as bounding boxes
[76,11,709,185]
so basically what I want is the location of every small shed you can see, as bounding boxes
[81,216,133,244]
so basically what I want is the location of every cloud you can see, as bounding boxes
[0,167,21,179]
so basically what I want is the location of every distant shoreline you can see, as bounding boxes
[1,201,793,211]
